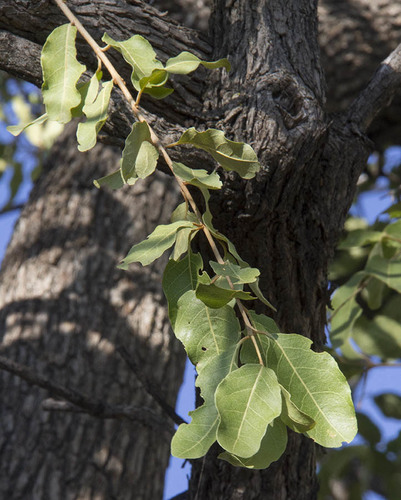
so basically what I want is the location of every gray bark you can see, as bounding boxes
[0,127,184,499]
[1,0,401,499]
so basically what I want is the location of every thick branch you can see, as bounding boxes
[0,0,210,126]
[347,43,401,132]
[0,354,171,433]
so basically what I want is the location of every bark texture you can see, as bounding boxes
[0,0,400,499]
[0,127,184,499]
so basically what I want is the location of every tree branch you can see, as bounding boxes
[0,0,210,127]
[117,345,187,426]
[0,354,172,435]
[347,43,401,132]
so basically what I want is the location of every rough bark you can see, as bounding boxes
[2,0,401,149]
[0,126,184,499]
[1,0,401,499]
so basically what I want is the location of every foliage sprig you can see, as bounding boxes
[8,0,358,469]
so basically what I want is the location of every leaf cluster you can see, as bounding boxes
[20,20,358,471]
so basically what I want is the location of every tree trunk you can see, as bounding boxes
[0,127,185,499]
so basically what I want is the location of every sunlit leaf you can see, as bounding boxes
[94,169,124,190]
[171,404,219,459]
[176,128,260,179]
[41,24,86,123]
[121,121,159,184]
[172,346,239,459]
[119,220,195,268]
[210,260,260,285]
[173,290,240,364]
[218,419,287,469]
[196,282,255,308]
[249,311,357,447]
[216,364,282,458]
[7,113,48,137]
[162,251,203,326]
[172,161,222,190]
[102,33,163,90]
[77,80,113,151]
[166,51,230,74]
[280,386,315,433]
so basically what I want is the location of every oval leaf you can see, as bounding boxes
[166,51,230,75]
[41,24,86,123]
[77,80,113,152]
[218,419,287,469]
[210,260,260,285]
[216,364,282,458]
[119,221,195,268]
[162,251,203,326]
[102,33,163,90]
[196,282,255,308]
[172,162,222,190]
[121,122,159,183]
[174,290,240,364]
[176,128,260,179]
[171,405,219,459]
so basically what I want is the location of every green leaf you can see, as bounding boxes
[216,364,282,458]
[139,69,168,90]
[365,255,401,294]
[143,86,174,99]
[41,24,86,123]
[162,252,203,326]
[196,282,255,308]
[338,229,382,249]
[171,404,219,459]
[218,419,287,469]
[203,219,275,310]
[363,277,385,310]
[176,128,260,179]
[165,51,230,74]
[280,386,315,433]
[356,412,381,445]
[7,113,48,137]
[77,80,113,152]
[94,169,124,190]
[374,393,401,419]
[172,346,239,460]
[352,296,401,359]
[102,33,163,90]
[170,202,197,223]
[210,260,260,285]
[172,226,197,260]
[384,202,401,219]
[172,162,222,190]
[249,312,357,447]
[119,221,195,268]
[121,122,159,184]
[330,271,366,349]
[196,346,239,405]
[173,290,240,364]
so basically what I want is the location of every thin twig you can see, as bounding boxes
[0,203,25,216]
[117,345,187,426]
[0,355,171,433]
